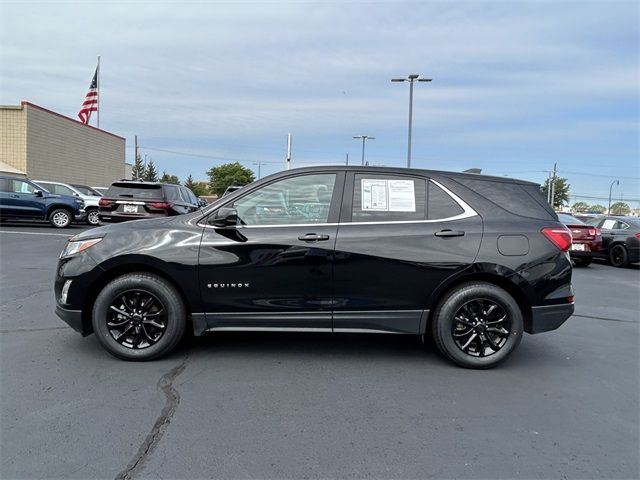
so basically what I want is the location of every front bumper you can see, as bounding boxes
[55,304,91,336]
[74,209,86,222]
[527,303,575,334]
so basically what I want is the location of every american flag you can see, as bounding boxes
[78,67,98,125]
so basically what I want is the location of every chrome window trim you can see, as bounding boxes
[199,177,477,229]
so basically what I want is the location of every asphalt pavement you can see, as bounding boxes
[1,220,638,479]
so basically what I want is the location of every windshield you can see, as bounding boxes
[72,184,102,196]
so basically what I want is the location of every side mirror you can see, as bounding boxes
[73,192,80,197]
[33,189,44,197]
[208,207,238,228]
[198,199,208,208]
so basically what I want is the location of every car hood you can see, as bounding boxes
[70,216,175,241]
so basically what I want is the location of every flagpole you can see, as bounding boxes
[96,56,100,129]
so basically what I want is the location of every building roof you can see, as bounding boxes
[0,160,26,176]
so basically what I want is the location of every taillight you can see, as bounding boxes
[148,202,172,210]
[98,198,113,207]
[635,233,640,239]
[587,228,596,236]
[541,226,573,252]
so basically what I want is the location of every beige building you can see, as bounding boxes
[0,101,126,187]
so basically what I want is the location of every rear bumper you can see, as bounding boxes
[527,303,574,334]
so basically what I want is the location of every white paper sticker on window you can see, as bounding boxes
[388,180,415,212]
[361,179,388,210]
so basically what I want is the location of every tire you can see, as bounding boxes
[609,244,630,268]
[49,208,72,228]
[92,273,186,361]
[86,208,100,226]
[573,258,592,267]
[431,282,523,369]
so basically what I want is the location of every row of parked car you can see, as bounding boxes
[0,174,204,228]
[557,212,640,268]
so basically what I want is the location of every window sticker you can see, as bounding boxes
[361,179,416,212]
[361,179,388,210]
[388,180,415,212]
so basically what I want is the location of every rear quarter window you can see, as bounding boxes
[452,177,555,219]
[427,181,464,219]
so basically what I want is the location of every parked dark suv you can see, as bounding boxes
[55,166,574,368]
[98,181,200,223]
[0,175,85,228]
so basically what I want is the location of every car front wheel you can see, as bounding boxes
[86,209,100,226]
[92,273,186,361]
[49,208,72,228]
[431,282,523,369]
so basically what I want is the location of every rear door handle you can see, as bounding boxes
[298,233,330,242]
[435,229,465,238]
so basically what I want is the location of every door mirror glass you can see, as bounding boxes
[34,189,44,197]
[209,207,238,227]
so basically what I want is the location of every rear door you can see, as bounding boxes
[332,172,483,333]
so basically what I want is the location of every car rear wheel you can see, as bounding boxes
[92,273,186,361]
[609,244,629,268]
[431,282,523,369]
[86,208,100,226]
[573,258,592,267]
[49,208,72,228]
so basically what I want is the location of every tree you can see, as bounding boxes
[143,159,159,182]
[609,202,630,215]
[131,154,145,180]
[589,204,606,214]
[160,171,180,185]
[541,177,570,209]
[572,201,589,213]
[207,162,255,196]
[184,174,209,197]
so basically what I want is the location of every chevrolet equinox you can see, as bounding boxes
[55,166,575,368]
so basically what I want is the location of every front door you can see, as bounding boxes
[198,171,344,331]
[0,178,45,218]
[332,172,483,333]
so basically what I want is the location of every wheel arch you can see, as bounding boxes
[425,268,533,333]
[46,204,74,219]
[80,260,193,335]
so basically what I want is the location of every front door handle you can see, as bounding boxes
[298,233,330,242]
[434,229,465,238]
[10,194,20,198]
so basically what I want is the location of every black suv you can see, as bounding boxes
[98,181,200,222]
[55,166,574,368]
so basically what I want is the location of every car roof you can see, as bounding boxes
[266,165,540,186]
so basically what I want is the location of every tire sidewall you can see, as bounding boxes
[49,208,71,228]
[432,283,523,369]
[92,274,186,360]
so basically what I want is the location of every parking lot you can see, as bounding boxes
[1,221,638,479]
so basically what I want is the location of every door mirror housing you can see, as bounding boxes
[209,207,238,227]
[33,189,44,197]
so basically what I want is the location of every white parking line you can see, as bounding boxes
[0,230,72,237]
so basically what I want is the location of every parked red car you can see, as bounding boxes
[557,213,602,266]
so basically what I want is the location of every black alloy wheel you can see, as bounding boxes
[609,244,629,268]
[92,273,186,360]
[431,282,523,369]
[451,299,511,357]
[107,290,167,349]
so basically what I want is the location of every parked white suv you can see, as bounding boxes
[34,180,101,225]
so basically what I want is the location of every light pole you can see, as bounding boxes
[392,74,431,168]
[353,135,375,166]
[608,180,619,214]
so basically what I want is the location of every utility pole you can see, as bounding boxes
[608,180,620,214]
[345,153,349,165]
[391,74,432,168]
[550,162,557,208]
[253,162,266,179]
[353,135,375,166]
[134,135,138,180]
[286,133,292,170]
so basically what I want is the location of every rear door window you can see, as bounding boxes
[427,181,464,220]
[106,183,163,200]
[601,219,617,230]
[351,174,426,222]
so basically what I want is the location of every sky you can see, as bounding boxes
[1,0,638,208]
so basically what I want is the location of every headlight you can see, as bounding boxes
[60,238,102,258]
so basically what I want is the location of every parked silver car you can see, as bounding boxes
[34,180,101,225]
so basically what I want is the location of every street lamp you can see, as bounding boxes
[608,180,619,214]
[353,135,375,166]
[391,74,432,168]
